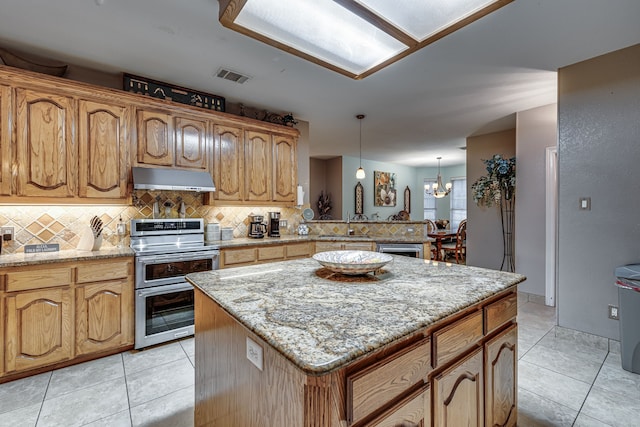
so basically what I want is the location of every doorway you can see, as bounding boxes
[545,146,558,306]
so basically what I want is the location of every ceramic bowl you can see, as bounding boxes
[312,250,393,275]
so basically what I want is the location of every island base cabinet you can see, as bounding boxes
[194,288,306,426]
[433,347,484,427]
[484,325,517,427]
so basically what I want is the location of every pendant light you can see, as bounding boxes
[430,157,451,198]
[356,114,366,180]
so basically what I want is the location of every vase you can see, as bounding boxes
[500,185,515,272]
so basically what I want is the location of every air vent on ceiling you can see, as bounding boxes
[216,67,251,84]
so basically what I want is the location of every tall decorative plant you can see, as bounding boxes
[471,154,516,272]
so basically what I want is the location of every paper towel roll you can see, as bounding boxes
[296,185,304,206]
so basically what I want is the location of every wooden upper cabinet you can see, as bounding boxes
[15,88,77,197]
[78,99,130,198]
[175,116,210,171]
[273,134,296,202]
[136,108,173,166]
[213,124,244,200]
[245,130,272,201]
[0,84,10,196]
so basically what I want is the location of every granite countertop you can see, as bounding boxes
[208,234,433,249]
[187,256,525,375]
[0,247,134,268]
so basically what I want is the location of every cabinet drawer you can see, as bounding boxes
[368,385,429,427]
[343,242,374,251]
[348,338,431,425]
[315,242,341,253]
[484,292,517,334]
[285,242,311,259]
[77,259,131,283]
[6,267,73,292]
[222,247,257,266]
[257,245,284,261]
[433,310,483,368]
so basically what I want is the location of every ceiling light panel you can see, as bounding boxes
[356,0,504,41]
[219,0,513,79]
[230,0,407,75]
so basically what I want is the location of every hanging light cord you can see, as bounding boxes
[357,114,364,166]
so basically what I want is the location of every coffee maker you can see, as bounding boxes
[268,211,281,237]
[248,215,267,238]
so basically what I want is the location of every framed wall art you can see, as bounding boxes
[374,171,397,207]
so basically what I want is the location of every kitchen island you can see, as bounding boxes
[187,255,525,427]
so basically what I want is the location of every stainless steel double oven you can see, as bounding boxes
[130,218,219,349]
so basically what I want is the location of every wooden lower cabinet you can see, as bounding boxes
[314,241,375,253]
[433,347,484,427]
[75,278,134,356]
[368,385,430,427]
[1,257,134,380]
[220,242,312,268]
[485,325,518,427]
[5,287,73,372]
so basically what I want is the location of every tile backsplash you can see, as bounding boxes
[0,191,308,254]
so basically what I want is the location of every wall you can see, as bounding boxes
[466,129,516,270]
[341,156,419,220]
[515,104,557,296]
[0,194,307,254]
[558,43,640,340]
[326,157,343,220]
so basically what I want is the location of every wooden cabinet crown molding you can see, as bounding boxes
[0,65,300,137]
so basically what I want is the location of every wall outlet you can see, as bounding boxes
[608,304,619,320]
[1,226,14,241]
[279,220,288,228]
[246,337,263,371]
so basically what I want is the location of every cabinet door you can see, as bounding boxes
[78,99,130,198]
[5,287,73,372]
[136,109,173,166]
[485,325,517,427]
[433,347,484,427]
[245,130,271,201]
[369,386,430,427]
[213,124,244,200]
[0,84,11,196]
[272,134,296,202]
[15,88,77,197]
[76,279,134,355]
[175,116,210,170]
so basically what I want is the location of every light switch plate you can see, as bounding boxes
[579,197,591,210]
[246,337,263,371]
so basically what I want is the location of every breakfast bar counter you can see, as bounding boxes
[188,256,525,426]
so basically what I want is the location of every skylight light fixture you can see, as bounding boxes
[218,0,513,79]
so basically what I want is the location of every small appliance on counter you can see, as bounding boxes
[268,211,281,237]
[248,215,267,238]
[205,222,220,241]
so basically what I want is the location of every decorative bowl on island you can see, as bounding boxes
[312,250,393,275]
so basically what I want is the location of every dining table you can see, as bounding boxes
[427,229,457,261]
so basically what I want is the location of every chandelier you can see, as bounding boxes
[427,157,451,198]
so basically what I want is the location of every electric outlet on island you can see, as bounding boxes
[246,337,263,371]
[608,304,619,320]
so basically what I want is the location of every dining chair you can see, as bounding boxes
[442,220,466,263]
[425,219,439,259]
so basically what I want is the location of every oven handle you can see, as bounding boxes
[137,281,194,298]
[136,251,218,264]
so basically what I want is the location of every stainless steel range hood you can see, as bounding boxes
[132,167,216,192]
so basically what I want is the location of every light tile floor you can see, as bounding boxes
[1,294,639,426]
